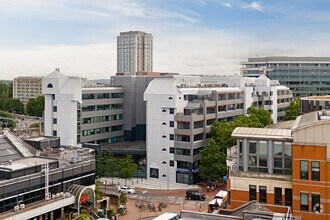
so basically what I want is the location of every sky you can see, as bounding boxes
[1,0,330,80]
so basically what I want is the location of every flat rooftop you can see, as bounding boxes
[0,157,57,171]
[300,95,330,101]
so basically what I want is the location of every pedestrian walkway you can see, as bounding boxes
[100,177,200,190]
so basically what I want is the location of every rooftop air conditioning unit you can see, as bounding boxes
[52,194,56,199]
[59,192,64,197]
[55,193,60,198]
[19,204,25,209]
[14,206,19,211]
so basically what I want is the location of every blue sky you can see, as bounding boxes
[1,0,330,79]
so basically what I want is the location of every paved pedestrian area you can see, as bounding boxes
[100,177,201,190]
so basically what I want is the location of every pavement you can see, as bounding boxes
[100,177,225,220]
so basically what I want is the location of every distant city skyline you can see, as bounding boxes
[1,0,330,80]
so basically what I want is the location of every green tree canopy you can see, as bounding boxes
[284,99,300,121]
[119,192,127,205]
[199,106,273,182]
[0,111,16,128]
[96,153,120,185]
[25,96,44,117]
[118,155,138,186]
[199,139,227,182]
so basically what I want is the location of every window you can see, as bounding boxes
[218,105,226,112]
[169,134,174,140]
[249,185,256,201]
[53,118,57,124]
[162,109,166,112]
[228,93,235,100]
[169,121,174,127]
[53,130,57,136]
[300,161,309,180]
[274,188,282,205]
[259,186,267,203]
[249,142,257,154]
[285,188,292,206]
[53,106,57,112]
[169,108,174,114]
[47,83,53,88]
[170,160,175,167]
[312,194,320,213]
[218,93,226,100]
[170,147,174,154]
[312,161,320,181]
[300,193,309,211]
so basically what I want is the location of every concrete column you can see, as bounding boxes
[50,211,54,220]
[268,140,273,174]
[243,138,249,172]
[39,215,43,220]
[236,140,240,169]
[60,208,65,220]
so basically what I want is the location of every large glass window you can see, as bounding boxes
[274,187,282,205]
[300,161,309,180]
[300,193,309,211]
[249,185,256,201]
[312,161,320,181]
[259,186,267,203]
[218,93,226,100]
[249,142,257,154]
[312,194,320,213]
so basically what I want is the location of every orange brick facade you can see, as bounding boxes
[292,144,329,220]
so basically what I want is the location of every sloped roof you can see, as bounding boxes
[232,127,292,141]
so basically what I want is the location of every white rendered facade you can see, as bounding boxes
[117,31,153,74]
[42,70,82,146]
[144,75,293,184]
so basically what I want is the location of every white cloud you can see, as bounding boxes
[222,2,232,8]
[242,1,263,11]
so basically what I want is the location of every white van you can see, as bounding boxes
[153,212,179,220]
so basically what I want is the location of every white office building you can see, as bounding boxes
[144,75,293,184]
[43,69,125,146]
[117,31,153,74]
[42,69,82,146]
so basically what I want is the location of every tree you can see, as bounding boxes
[95,177,102,200]
[25,96,44,117]
[284,99,300,121]
[119,192,127,205]
[0,111,16,128]
[78,214,90,220]
[199,105,273,182]
[118,155,138,186]
[96,153,120,185]
[199,140,227,182]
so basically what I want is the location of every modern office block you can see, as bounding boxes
[43,69,125,146]
[13,76,42,106]
[117,31,153,74]
[144,75,292,184]
[81,87,124,145]
[42,69,82,146]
[241,56,330,98]
[110,72,176,141]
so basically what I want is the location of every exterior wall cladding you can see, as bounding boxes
[0,161,95,213]
[227,111,330,220]
[81,87,124,145]
[144,75,293,185]
[241,56,330,98]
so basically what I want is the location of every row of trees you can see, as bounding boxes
[199,106,274,183]
[96,154,138,186]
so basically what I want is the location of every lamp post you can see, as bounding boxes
[104,181,108,218]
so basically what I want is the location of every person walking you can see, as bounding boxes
[207,185,210,192]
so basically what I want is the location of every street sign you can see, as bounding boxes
[142,190,148,194]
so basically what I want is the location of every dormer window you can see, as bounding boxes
[47,83,53,88]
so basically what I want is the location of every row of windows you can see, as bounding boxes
[218,103,243,112]
[82,125,123,136]
[83,114,123,125]
[82,103,124,112]
[93,135,123,144]
[300,193,320,212]
[82,92,124,100]
[218,93,242,101]
[249,185,292,206]
[300,160,320,181]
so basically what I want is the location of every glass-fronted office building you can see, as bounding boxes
[241,57,330,98]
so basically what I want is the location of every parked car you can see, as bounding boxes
[185,190,206,201]
[118,186,135,194]
[117,204,127,214]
